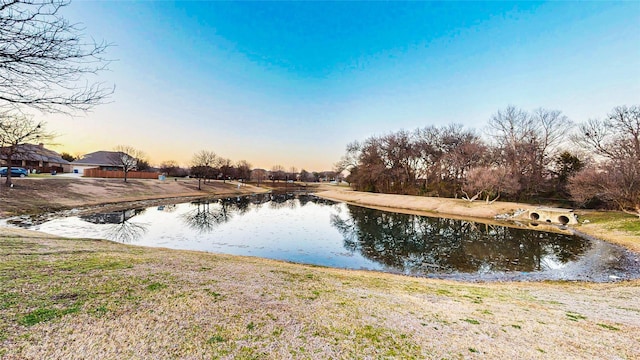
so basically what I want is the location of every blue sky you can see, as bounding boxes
[47,1,640,170]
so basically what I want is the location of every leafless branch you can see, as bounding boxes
[0,0,113,113]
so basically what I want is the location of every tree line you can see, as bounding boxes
[337,105,640,217]
[186,149,337,190]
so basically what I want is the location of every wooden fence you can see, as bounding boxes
[83,168,160,179]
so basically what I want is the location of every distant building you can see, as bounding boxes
[0,143,70,173]
[71,151,125,175]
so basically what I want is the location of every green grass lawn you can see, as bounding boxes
[578,211,640,234]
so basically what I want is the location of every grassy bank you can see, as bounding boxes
[1,231,639,359]
[574,210,640,252]
[0,178,269,218]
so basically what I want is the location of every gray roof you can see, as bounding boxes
[3,144,70,164]
[71,151,122,166]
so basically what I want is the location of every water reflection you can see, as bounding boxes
[331,205,591,275]
[157,204,178,213]
[181,200,234,233]
[21,193,639,282]
[179,194,330,232]
[80,209,148,243]
[268,193,296,210]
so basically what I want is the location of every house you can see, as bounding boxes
[0,143,71,173]
[71,151,125,175]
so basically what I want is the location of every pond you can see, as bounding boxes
[10,193,640,282]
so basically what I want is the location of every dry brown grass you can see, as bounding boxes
[1,231,638,359]
[315,189,539,220]
[1,184,639,359]
[0,178,268,218]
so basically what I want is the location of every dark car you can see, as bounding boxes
[0,167,29,177]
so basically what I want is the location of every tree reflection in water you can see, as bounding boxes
[80,209,148,243]
[181,200,231,233]
[31,194,637,281]
[331,205,591,275]
[268,193,296,210]
[180,194,271,233]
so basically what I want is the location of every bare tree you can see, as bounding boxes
[343,125,481,195]
[413,125,444,190]
[299,169,313,184]
[335,141,360,175]
[235,160,251,182]
[569,167,608,206]
[0,114,51,186]
[270,164,285,183]
[345,137,386,192]
[0,0,112,113]
[463,166,519,203]
[191,150,217,190]
[486,106,572,198]
[486,106,535,197]
[160,160,187,177]
[251,168,267,186]
[109,145,143,183]
[439,124,487,196]
[573,105,640,162]
[218,157,233,182]
[337,109,571,200]
[379,130,420,194]
[530,108,572,166]
[571,105,640,216]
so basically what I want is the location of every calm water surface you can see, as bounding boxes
[17,193,640,282]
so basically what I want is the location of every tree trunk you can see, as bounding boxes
[5,167,12,186]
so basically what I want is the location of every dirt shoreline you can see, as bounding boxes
[316,188,538,219]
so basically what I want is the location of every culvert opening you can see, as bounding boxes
[530,212,540,221]
[558,215,570,225]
